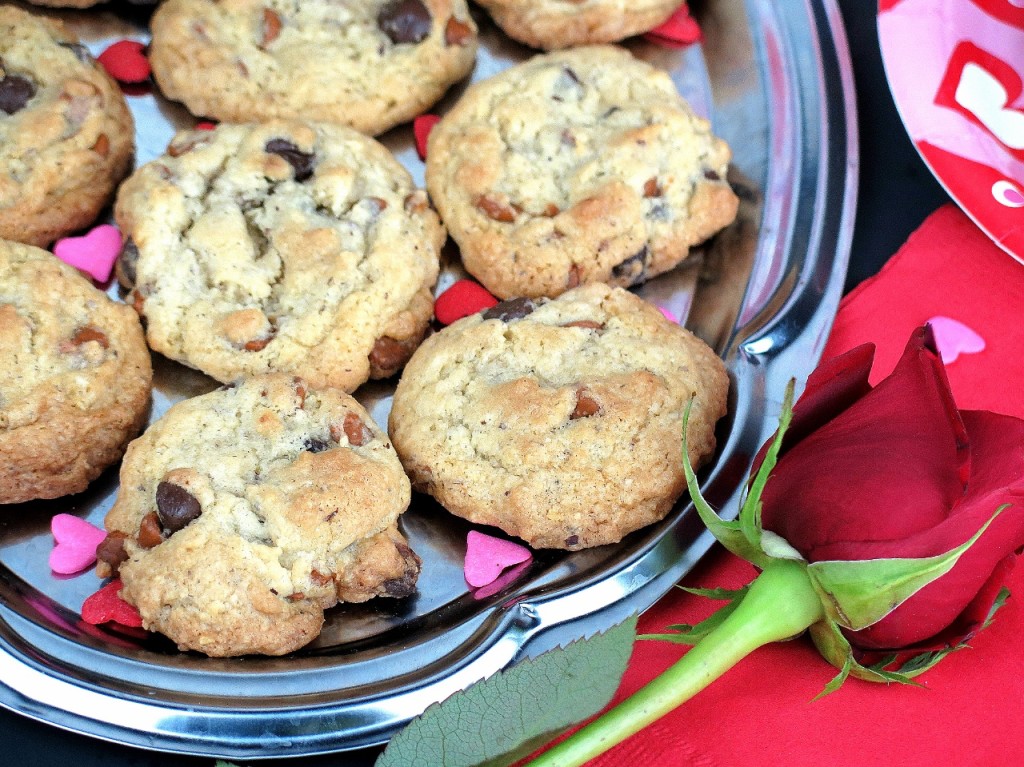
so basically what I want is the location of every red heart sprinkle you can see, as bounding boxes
[81,579,143,627]
[645,5,703,48]
[435,280,498,325]
[97,40,151,84]
[414,114,440,161]
[195,121,217,131]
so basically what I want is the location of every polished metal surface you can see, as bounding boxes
[0,0,857,759]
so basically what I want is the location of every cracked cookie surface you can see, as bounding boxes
[115,119,444,392]
[426,45,739,300]
[0,5,135,247]
[148,0,478,136]
[0,240,152,504]
[99,373,420,656]
[474,0,680,50]
[389,283,729,550]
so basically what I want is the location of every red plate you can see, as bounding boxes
[879,0,1024,262]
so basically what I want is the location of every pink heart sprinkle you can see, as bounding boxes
[644,4,702,48]
[414,114,440,161]
[53,224,122,283]
[50,514,107,575]
[81,579,143,627]
[658,306,679,324]
[927,316,986,364]
[472,559,532,600]
[464,530,532,588]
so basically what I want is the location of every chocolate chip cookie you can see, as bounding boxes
[389,283,729,550]
[0,240,152,504]
[97,373,421,657]
[474,0,680,50]
[148,0,478,136]
[426,45,739,299]
[0,5,135,247]
[115,120,444,392]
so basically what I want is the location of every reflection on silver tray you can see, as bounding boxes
[0,0,856,760]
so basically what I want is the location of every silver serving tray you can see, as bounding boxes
[0,0,857,760]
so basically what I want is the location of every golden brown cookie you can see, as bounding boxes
[98,374,420,657]
[426,45,738,299]
[148,0,478,136]
[0,5,134,247]
[0,240,152,504]
[475,0,680,50]
[389,284,729,549]
[115,120,444,392]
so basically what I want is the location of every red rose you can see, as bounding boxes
[759,326,1024,650]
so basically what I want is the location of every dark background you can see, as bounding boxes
[3,0,950,765]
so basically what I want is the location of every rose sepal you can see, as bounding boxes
[809,581,1012,695]
[806,507,1006,631]
[640,586,749,644]
[683,382,802,569]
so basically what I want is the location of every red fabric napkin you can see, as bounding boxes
[590,205,1024,766]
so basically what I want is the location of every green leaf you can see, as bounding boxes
[375,615,638,767]
[806,506,1006,630]
[681,399,766,567]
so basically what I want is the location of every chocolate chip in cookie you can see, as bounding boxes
[155,481,203,533]
[0,74,36,115]
[482,297,539,322]
[264,138,316,181]
[378,0,433,44]
[611,246,649,287]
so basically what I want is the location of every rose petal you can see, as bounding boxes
[824,409,1024,648]
[761,328,971,556]
[435,280,498,325]
[49,513,106,575]
[753,342,875,473]
[464,530,532,588]
[81,579,143,627]
[414,114,440,161]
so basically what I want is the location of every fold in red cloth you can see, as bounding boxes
[592,205,1024,766]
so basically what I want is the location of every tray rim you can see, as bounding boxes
[0,0,858,758]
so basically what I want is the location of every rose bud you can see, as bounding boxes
[526,325,1024,767]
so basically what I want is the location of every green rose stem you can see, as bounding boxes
[527,558,824,767]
